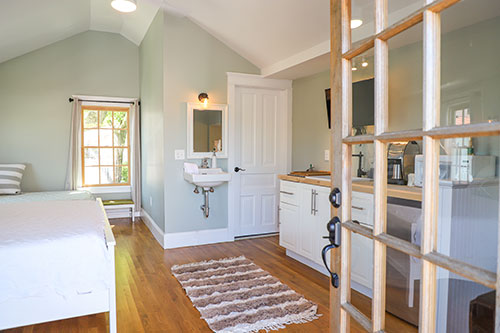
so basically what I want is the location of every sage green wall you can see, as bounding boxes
[0,31,139,192]
[163,13,259,234]
[292,16,500,169]
[139,10,165,230]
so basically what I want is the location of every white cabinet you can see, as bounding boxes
[279,179,375,296]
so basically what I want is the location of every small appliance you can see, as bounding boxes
[387,141,421,185]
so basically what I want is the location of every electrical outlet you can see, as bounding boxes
[174,149,185,160]
[324,149,330,161]
[149,196,153,207]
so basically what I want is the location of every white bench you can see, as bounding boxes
[102,200,135,222]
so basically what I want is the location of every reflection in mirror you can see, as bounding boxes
[193,109,222,153]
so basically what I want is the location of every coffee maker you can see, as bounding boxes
[387,141,420,185]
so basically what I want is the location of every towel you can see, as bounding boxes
[184,162,199,174]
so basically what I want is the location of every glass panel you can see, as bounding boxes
[100,148,113,166]
[84,148,99,166]
[434,135,499,272]
[99,110,113,128]
[100,129,112,147]
[351,49,375,136]
[114,148,128,166]
[115,166,129,184]
[113,111,128,129]
[440,0,500,126]
[388,22,423,132]
[388,0,424,26]
[114,130,128,147]
[193,109,222,152]
[83,110,98,128]
[84,166,99,185]
[83,129,98,146]
[385,246,420,331]
[351,0,374,44]
[436,267,495,333]
[100,167,113,184]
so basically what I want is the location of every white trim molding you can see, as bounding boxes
[226,72,292,239]
[78,186,131,194]
[141,209,165,248]
[163,228,233,249]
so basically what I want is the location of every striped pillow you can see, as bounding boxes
[0,164,26,194]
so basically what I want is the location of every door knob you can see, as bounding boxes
[234,167,246,172]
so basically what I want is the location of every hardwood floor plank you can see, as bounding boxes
[3,218,417,333]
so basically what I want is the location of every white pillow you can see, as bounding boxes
[0,164,26,194]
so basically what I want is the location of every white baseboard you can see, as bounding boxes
[140,209,165,248]
[164,228,233,249]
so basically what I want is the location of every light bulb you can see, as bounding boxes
[351,19,363,29]
[362,60,368,67]
[352,66,358,71]
[111,0,137,13]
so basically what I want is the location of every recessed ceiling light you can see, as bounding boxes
[351,19,363,29]
[111,0,137,13]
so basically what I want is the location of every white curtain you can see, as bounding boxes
[65,98,82,190]
[130,101,142,214]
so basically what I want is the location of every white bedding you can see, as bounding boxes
[0,200,111,304]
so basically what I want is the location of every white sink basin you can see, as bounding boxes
[184,168,231,189]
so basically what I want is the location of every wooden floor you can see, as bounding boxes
[5,218,418,333]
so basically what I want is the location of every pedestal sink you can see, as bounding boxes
[183,168,231,190]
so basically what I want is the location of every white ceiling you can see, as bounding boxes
[1,0,499,79]
[0,0,160,64]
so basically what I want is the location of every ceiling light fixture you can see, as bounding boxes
[198,93,209,107]
[351,19,363,29]
[111,0,137,13]
[361,58,368,67]
[352,61,358,71]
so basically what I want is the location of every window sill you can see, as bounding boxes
[78,186,131,194]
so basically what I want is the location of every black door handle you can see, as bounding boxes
[322,216,341,288]
[234,167,246,172]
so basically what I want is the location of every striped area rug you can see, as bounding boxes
[171,256,320,333]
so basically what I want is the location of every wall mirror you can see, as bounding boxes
[187,102,228,159]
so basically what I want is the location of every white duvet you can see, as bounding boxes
[0,200,112,304]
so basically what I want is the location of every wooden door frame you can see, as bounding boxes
[329,0,500,332]
[226,72,293,239]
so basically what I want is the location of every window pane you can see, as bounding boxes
[440,0,500,126]
[100,167,113,184]
[83,129,98,146]
[113,111,128,129]
[100,110,112,128]
[100,148,113,166]
[388,22,423,132]
[100,129,112,147]
[115,166,129,184]
[351,48,375,137]
[84,167,99,185]
[436,267,495,333]
[83,110,98,128]
[388,0,423,26]
[114,148,128,166]
[84,148,99,166]
[114,130,128,147]
[351,0,374,44]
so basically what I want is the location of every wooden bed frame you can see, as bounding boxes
[0,198,117,332]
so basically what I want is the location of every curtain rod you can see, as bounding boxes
[68,97,139,105]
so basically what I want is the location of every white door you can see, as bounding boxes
[232,86,288,237]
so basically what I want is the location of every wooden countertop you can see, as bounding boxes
[278,174,422,202]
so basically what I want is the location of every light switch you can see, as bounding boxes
[175,149,185,160]
[324,149,330,161]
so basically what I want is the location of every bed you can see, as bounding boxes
[0,192,116,332]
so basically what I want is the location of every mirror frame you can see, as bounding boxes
[187,102,228,159]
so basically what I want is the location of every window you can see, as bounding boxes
[81,105,130,186]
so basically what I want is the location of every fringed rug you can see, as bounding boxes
[171,256,320,333]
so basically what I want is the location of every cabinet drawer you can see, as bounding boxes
[352,191,374,227]
[279,180,299,206]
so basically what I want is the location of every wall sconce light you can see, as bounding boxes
[198,93,209,107]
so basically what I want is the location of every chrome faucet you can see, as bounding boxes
[352,152,367,178]
[201,158,209,169]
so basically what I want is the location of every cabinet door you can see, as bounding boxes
[351,232,373,290]
[279,202,298,251]
[313,187,331,265]
[298,185,315,259]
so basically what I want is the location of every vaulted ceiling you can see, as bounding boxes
[1,0,498,80]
